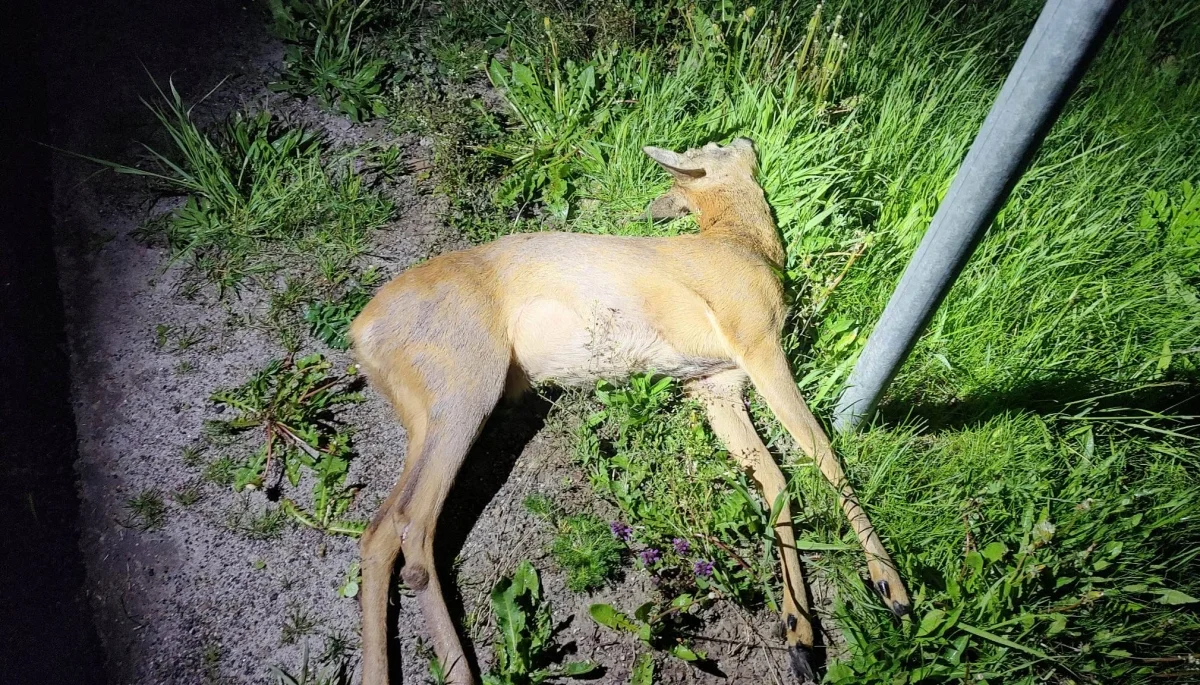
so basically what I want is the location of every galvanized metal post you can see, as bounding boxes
[832,0,1128,432]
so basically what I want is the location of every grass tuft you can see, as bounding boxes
[123,489,168,531]
[98,78,392,295]
[281,605,320,646]
[224,498,290,540]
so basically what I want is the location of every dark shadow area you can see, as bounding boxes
[876,370,1200,434]
[428,392,554,681]
[0,2,105,682]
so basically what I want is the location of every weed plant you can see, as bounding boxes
[589,594,706,665]
[207,354,365,535]
[574,377,782,606]
[281,605,321,645]
[523,495,624,592]
[270,642,354,685]
[268,0,395,120]
[482,561,596,685]
[303,268,381,349]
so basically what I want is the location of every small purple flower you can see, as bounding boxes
[610,521,633,542]
[639,548,662,566]
[672,538,690,555]
[693,560,714,578]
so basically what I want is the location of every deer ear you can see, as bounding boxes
[643,146,706,180]
[646,188,690,220]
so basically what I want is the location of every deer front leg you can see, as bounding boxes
[687,370,818,682]
[737,343,911,618]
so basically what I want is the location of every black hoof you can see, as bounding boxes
[891,600,911,617]
[875,579,891,599]
[788,645,817,683]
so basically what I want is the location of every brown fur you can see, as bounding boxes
[350,139,910,685]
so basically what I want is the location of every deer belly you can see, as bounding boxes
[509,299,731,385]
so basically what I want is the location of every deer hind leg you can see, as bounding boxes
[360,421,423,685]
[358,351,508,685]
[737,342,911,618]
[687,370,817,682]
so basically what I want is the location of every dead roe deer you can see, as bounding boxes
[350,138,910,684]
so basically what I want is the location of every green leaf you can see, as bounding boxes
[958,622,1049,659]
[917,609,946,637]
[1156,588,1199,605]
[555,660,598,677]
[767,488,789,529]
[589,603,635,632]
[491,576,530,674]
[512,62,538,90]
[981,541,1008,563]
[670,644,699,661]
[512,559,541,601]
[946,634,971,666]
[630,652,654,685]
[634,601,655,623]
[965,550,984,577]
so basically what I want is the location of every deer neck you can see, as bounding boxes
[693,185,785,268]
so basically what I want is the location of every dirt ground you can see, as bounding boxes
[44,1,817,682]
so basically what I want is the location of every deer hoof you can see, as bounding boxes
[788,645,817,683]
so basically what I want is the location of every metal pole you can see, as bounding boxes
[832,0,1127,433]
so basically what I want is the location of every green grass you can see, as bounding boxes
[366,0,1200,681]
[123,488,168,531]
[154,323,204,351]
[202,455,238,487]
[812,410,1199,682]
[271,642,354,685]
[181,444,206,467]
[281,605,321,645]
[202,641,223,683]
[172,482,205,507]
[104,78,393,295]
[224,498,291,540]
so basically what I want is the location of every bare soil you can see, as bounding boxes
[45,1,816,682]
